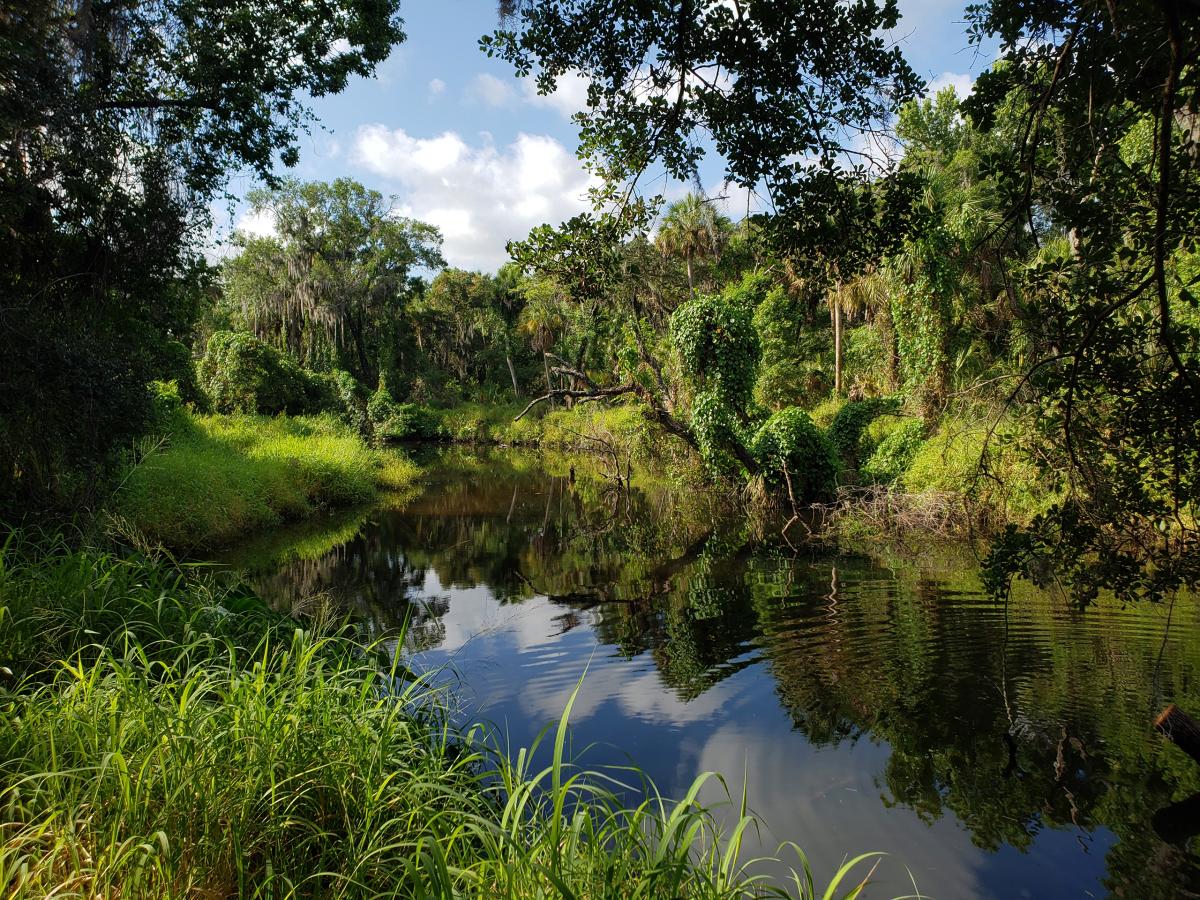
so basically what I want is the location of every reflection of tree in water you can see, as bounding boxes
[241,448,1200,896]
[248,526,436,632]
[742,556,1200,897]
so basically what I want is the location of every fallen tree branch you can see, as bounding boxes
[511,372,704,458]
[513,380,642,420]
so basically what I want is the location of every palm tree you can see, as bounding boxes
[655,193,729,296]
[828,268,891,395]
[518,295,565,393]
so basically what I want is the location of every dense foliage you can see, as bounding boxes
[220,178,444,387]
[0,0,403,512]
[486,0,1200,603]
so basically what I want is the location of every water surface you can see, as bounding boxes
[228,448,1200,898]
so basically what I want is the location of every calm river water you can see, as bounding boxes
[227,447,1200,898]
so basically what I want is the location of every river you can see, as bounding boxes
[223,447,1200,898]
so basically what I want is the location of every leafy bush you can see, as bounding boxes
[324,369,371,435]
[368,387,446,442]
[826,397,902,464]
[157,338,209,410]
[862,419,925,484]
[148,379,189,433]
[367,384,401,426]
[902,422,986,495]
[902,416,1055,523]
[808,396,846,428]
[197,331,312,415]
[196,333,375,437]
[376,403,445,441]
[750,406,840,500]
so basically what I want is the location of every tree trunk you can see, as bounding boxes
[1156,705,1200,767]
[506,353,520,398]
[833,301,843,395]
[543,353,553,397]
[878,301,900,391]
[686,254,694,295]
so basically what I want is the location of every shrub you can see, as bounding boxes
[902,421,987,495]
[376,403,444,441]
[325,369,371,435]
[902,416,1055,524]
[809,396,846,428]
[862,419,926,484]
[156,338,209,410]
[367,384,401,426]
[368,386,445,442]
[750,406,840,500]
[826,397,903,464]
[197,331,311,415]
[196,332,375,435]
[148,379,188,433]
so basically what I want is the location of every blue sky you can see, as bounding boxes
[221,0,996,272]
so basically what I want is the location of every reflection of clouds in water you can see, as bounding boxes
[418,574,567,657]
[420,581,989,896]
[690,723,984,898]
[421,583,746,729]
[615,667,740,725]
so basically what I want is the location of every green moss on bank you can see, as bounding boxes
[111,412,420,550]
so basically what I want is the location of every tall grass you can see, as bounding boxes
[0,537,909,898]
[111,412,421,551]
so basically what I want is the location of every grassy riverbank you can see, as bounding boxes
[0,536,884,898]
[111,411,420,551]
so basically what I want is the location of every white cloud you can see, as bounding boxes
[467,72,518,108]
[352,124,597,271]
[927,70,974,99]
[521,71,591,119]
[428,77,447,99]
[234,207,277,239]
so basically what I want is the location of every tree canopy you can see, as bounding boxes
[486,0,924,271]
[223,178,443,385]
